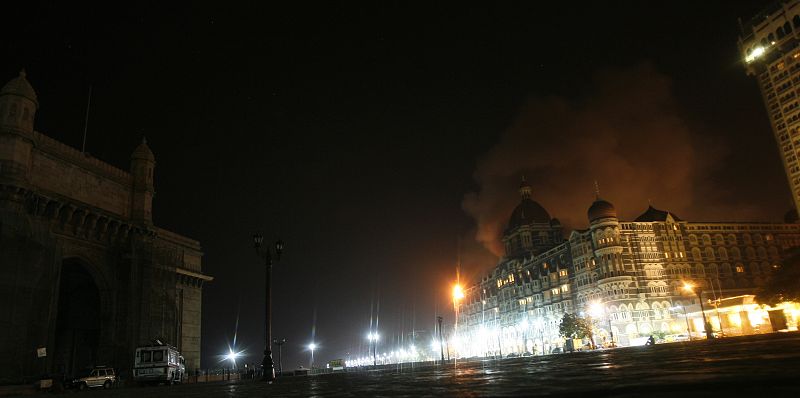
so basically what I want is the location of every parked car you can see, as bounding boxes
[672,334,690,342]
[70,367,117,390]
[551,347,563,354]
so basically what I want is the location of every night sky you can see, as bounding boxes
[2,1,790,369]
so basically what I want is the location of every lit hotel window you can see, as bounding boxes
[736,266,744,273]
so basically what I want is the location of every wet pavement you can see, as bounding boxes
[44,332,800,397]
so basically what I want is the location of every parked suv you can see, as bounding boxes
[71,367,117,390]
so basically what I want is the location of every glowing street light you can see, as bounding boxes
[453,284,464,301]
[367,332,380,366]
[223,348,243,369]
[308,343,317,369]
[671,305,692,341]
[683,282,715,340]
[452,283,464,361]
[588,301,614,347]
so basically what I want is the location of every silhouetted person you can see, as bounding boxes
[646,335,656,346]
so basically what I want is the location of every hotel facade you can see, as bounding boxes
[455,181,800,356]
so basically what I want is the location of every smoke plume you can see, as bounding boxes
[463,63,728,259]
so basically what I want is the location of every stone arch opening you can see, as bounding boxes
[53,258,101,378]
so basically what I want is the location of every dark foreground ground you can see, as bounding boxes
[20,332,800,397]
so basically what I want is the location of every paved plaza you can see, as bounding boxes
[23,332,800,397]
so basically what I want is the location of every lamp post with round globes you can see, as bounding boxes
[308,343,317,369]
[682,282,714,340]
[253,233,284,382]
[452,284,464,360]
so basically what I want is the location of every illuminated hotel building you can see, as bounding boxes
[455,180,800,356]
[740,0,800,218]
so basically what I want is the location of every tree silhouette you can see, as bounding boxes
[559,313,594,349]
[757,247,800,306]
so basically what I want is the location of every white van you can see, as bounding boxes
[133,343,185,385]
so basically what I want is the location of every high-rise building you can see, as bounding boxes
[740,0,800,218]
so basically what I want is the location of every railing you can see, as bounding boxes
[184,368,244,383]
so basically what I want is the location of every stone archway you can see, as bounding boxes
[52,258,101,378]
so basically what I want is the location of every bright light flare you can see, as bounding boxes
[682,282,695,293]
[308,343,317,351]
[453,284,464,301]
[588,301,604,318]
[221,347,245,366]
[225,349,239,361]
[746,46,766,63]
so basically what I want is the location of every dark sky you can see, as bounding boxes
[2,1,789,369]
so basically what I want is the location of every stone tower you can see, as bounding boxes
[130,138,155,225]
[0,70,37,188]
[587,190,623,279]
[502,177,563,258]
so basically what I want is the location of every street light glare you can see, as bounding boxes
[309,343,317,351]
[453,284,464,301]
[588,301,603,318]
[682,282,695,292]
[225,349,241,361]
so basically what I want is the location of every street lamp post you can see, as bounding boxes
[436,316,445,362]
[253,233,284,382]
[536,320,544,355]
[452,284,464,361]
[589,301,614,348]
[308,343,317,369]
[367,332,379,366]
[683,282,714,340]
[707,278,725,337]
[494,308,502,358]
[671,306,692,341]
[482,297,487,357]
[273,338,286,376]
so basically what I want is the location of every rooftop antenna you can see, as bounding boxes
[594,180,600,199]
[81,85,92,154]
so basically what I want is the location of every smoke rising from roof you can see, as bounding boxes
[462,63,727,260]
